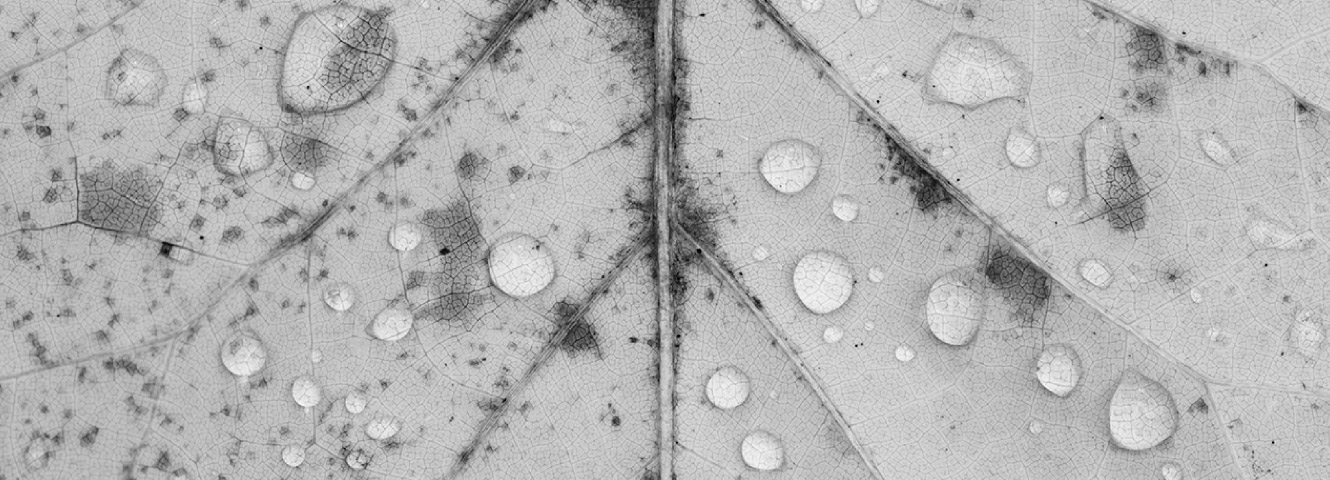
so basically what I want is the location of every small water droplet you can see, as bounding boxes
[1028,420,1044,435]
[291,376,322,408]
[1197,130,1235,166]
[800,0,824,12]
[1006,127,1040,168]
[290,171,316,191]
[926,271,986,346]
[310,349,323,363]
[1160,461,1183,480]
[489,233,557,298]
[1078,259,1113,288]
[106,48,167,106]
[1288,309,1326,359]
[868,266,885,283]
[895,344,916,362]
[760,139,822,194]
[366,416,402,440]
[741,430,784,471]
[752,245,770,261]
[863,321,874,331]
[792,250,854,315]
[1036,344,1082,397]
[831,194,859,222]
[823,326,844,344]
[280,6,396,114]
[388,222,423,252]
[211,117,274,177]
[1109,369,1178,451]
[371,308,414,342]
[282,445,306,467]
[323,282,356,312]
[705,366,751,409]
[544,118,579,134]
[345,391,368,414]
[346,449,371,470]
[1046,183,1070,208]
[220,331,267,378]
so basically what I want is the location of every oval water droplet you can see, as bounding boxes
[863,321,874,331]
[895,344,916,362]
[291,376,322,408]
[760,139,821,194]
[1288,309,1326,359]
[926,272,986,346]
[105,48,167,106]
[1196,130,1235,166]
[280,6,397,114]
[346,448,371,470]
[210,117,273,177]
[706,366,751,409]
[792,250,854,315]
[752,245,770,261]
[366,416,402,440]
[1046,183,1070,208]
[220,331,267,378]
[282,445,306,467]
[1036,344,1082,397]
[741,430,784,471]
[489,233,557,298]
[855,0,880,17]
[1109,369,1178,451]
[831,194,859,222]
[1006,127,1040,168]
[801,0,824,12]
[1079,259,1113,288]
[290,171,316,191]
[371,308,414,342]
[389,222,423,252]
[868,266,885,283]
[922,33,1031,109]
[1161,461,1183,480]
[323,282,356,312]
[823,326,844,344]
[1028,420,1044,435]
[345,391,368,414]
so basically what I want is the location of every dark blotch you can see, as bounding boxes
[456,151,489,180]
[507,165,526,184]
[983,246,1051,323]
[411,200,489,325]
[79,426,99,447]
[77,160,164,236]
[552,300,599,355]
[1127,26,1167,74]
[1189,398,1209,414]
[1101,147,1148,232]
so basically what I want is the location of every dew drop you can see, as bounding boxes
[1078,259,1113,288]
[1161,461,1183,480]
[181,80,208,115]
[291,376,322,408]
[105,48,167,106]
[210,117,274,177]
[346,449,371,470]
[895,344,916,362]
[1006,127,1040,168]
[740,430,784,471]
[1028,420,1044,435]
[760,139,822,194]
[1036,344,1082,397]
[1108,369,1178,451]
[1196,130,1235,166]
[800,0,824,12]
[792,250,854,315]
[823,326,844,344]
[345,391,369,414]
[282,445,306,467]
[922,34,1030,109]
[323,282,356,312]
[371,308,414,342]
[290,171,316,191]
[388,222,423,252]
[1288,309,1326,359]
[489,233,557,298]
[366,416,402,440]
[855,0,880,17]
[705,366,751,409]
[310,349,323,363]
[926,271,986,346]
[220,331,267,378]
[832,194,859,222]
[544,118,579,134]
[280,6,396,114]
[1046,183,1070,208]
[868,266,885,283]
[752,245,770,261]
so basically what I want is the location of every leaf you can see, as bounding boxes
[0,0,1326,478]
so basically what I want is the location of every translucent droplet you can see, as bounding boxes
[345,391,368,414]
[1109,369,1178,451]
[895,344,916,362]
[1028,420,1044,435]
[280,6,397,114]
[211,117,273,177]
[1004,127,1040,169]
[545,118,579,134]
[863,321,875,331]
[1288,309,1326,359]
[366,416,402,440]
[346,448,371,470]
[868,266,885,283]
[489,233,557,298]
[922,33,1030,109]
[752,245,770,261]
[800,0,824,12]
[705,366,751,409]
[105,48,167,106]
[1046,183,1070,208]
[855,0,880,17]
[371,308,414,342]
[740,430,784,471]
[1079,259,1113,288]
[291,376,322,408]
[310,349,323,363]
[1036,344,1082,397]
[1196,130,1235,166]
[220,331,267,378]
[323,282,356,312]
[760,139,821,194]
[1161,461,1183,480]
[823,326,844,344]
[181,80,208,115]
[290,171,316,191]
[282,445,306,467]
[926,272,986,346]
[388,222,423,252]
[792,250,854,315]
[1246,215,1316,251]
[832,194,859,222]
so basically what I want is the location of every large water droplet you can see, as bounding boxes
[760,139,822,194]
[1288,309,1326,359]
[706,366,751,409]
[792,250,854,315]
[210,117,274,177]
[345,391,369,414]
[831,194,860,222]
[922,34,1030,109]
[280,6,397,114]
[1046,183,1070,208]
[1196,130,1235,166]
[371,308,414,342]
[1036,344,1082,397]
[741,430,784,471]
[1161,461,1183,480]
[926,272,986,346]
[1109,369,1178,451]
[1079,259,1113,288]
[1005,127,1040,168]
[220,331,267,378]
[323,282,356,311]
[823,326,844,344]
[868,266,885,283]
[895,344,916,362]
[366,416,402,440]
[105,48,167,106]
[282,445,306,467]
[388,222,423,252]
[291,376,322,408]
[489,233,557,298]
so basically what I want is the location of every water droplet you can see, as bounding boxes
[22,436,54,471]
[346,448,371,470]
[823,326,844,343]
[489,233,557,298]
[310,349,323,363]
[855,0,880,17]
[1109,369,1178,451]
[926,272,986,346]
[210,117,274,177]
[1078,259,1113,288]
[831,194,859,222]
[280,6,396,114]
[388,222,423,252]
[922,33,1030,109]
[863,321,874,331]
[323,282,356,311]
[1245,214,1316,251]
[345,391,368,414]
[1288,309,1326,359]
[792,250,854,315]
[544,118,579,134]
[1161,461,1183,480]
[366,416,402,440]
[290,171,316,191]
[282,445,306,467]
[705,366,751,409]
[895,344,916,362]
[740,430,784,471]
[1196,130,1235,166]
[1036,344,1082,397]
[1046,183,1070,208]
[181,80,208,115]
[752,245,770,261]
[868,266,884,283]
[220,331,267,378]
[1028,420,1044,435]
[1006,127,1040,168]
[800,0,824,12]
[291,376,322,408]
[105,48,167,106]
[371,308,414,342]
[760,139,822,194]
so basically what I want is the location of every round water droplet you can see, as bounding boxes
[1197,130,1235,166]
[895,344,916,362]
[1161,461,1183,480]
[1109,369,1178,451]
[1046,183,1070,208]
[1028,420,1044,435]
[1079,259,1113,288]
[760,139,821,194]
[366,416,402,440]
[210,117,273,177]
[388,223,423,252]
[323,282,356,312]
[926,272,986,346]
[752,245,770,261]
[831,194,859,222]
[291,171,316,191]
[1036,344,1082,397]
[371,308,414,342]
[181,80,208,115]
[220,331,267,377]
[1288,309,1326,359]
[823,326,844,344]
[345,391,368,414]
[792,250,854,315]
[291,376,322,408]
[1006,127,1040,168]
[705,366,751,409]
[280,6,397,114]
[282,445,306,467]
[488,233,557,298]
[310,349,323,363]
[105,48,167,106]
[741,430,784,471]
[868,266,885,283]
[801,0,824,12]
[346,448,371,470]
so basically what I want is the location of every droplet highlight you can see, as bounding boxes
[740,430,784,471]
[868,266,885,283]
[323,281,356,312]
[1079,259,1113,288]
[792,250,854,315]
[1005,127,1040,168]
[220,331,267,378]
[1108,369,1178,451]
[760,139,822,194]
[1288,309,1326,359]
[895,344,916,362]
[831,194,859,222]
[1196,130,1235,166]
[1046,183,1070,208]
[823,326,844,344]
[366,416,402,440]
[282,445,306,467]
[926,271,986,346]
[210,117,273,177]
[371,308,414,342]
[855,0,880,18]
[105,48,167,106]
[489,233,557,298]
[389,222,423,252]
[1036,344,1082,397]
[345,391,368,414]
[1161,461,1183,480]
[291,376,322,408]
[705,366,751,410]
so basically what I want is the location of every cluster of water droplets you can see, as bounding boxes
[702,365,785,470]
